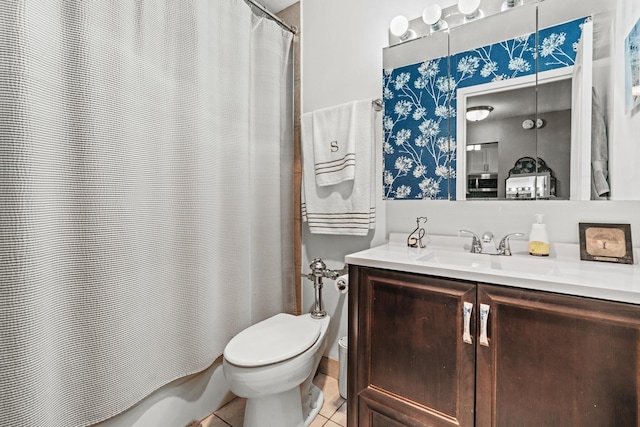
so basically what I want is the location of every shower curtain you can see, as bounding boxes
[0,1,294,426]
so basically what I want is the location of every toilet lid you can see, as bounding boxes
[224,313,321,367]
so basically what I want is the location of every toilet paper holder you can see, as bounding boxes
[305,258,348,319]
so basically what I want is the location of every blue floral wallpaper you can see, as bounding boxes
[383,17,586,200]
[625,17,640,112]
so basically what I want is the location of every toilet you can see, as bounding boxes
[223,313,331,427]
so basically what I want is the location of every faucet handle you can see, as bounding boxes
[459,230,482,253]
[498,233,525,256]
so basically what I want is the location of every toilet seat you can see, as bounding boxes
[224,313,321,367]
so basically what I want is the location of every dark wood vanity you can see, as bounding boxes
[347,266,640,427]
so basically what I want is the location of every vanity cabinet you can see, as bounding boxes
[348,266,640,427]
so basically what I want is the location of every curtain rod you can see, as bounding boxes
[244,0,298,35]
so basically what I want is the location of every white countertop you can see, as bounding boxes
[345,234,640,305]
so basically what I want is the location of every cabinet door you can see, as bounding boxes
[351,267,476,427]
[476,284,640,427]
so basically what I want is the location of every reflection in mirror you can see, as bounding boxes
[382,31,452,200]
[462,78,571,199]
[450,2,538,200]
[538,0,615,200]
[505,157,557,199]
[454,12,593,200]
[382,0,638,201]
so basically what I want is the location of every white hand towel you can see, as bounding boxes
[591,87,610,199]
[311,100,370,187]
[301,101,375,236]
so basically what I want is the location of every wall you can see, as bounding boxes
[611,0,640,200]
[301,0,640,361]
[301,0,440,360]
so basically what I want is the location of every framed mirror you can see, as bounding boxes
[382,0,629,201]
[382,31,452,200]
[450,2,538,200]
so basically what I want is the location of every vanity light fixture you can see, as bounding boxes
[466,105,493,121]
[633,85,640,97]
[390,15,416,42]
[458,0,483,22]
[422,4,448,32]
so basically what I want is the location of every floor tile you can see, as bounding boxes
[313,374,345,419]
[200,414,231,427]
[329,401,346,427]
[309,414,329,427]
[203,372,348,427]
[214,397,246,427]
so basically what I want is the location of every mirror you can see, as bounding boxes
[458,76,572,199]
[449,2,539,200]
[382,31,452,200]
[382,0,631,201]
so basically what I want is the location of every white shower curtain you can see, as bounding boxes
[0,1,294,426]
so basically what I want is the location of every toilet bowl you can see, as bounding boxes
[223,313,331,427]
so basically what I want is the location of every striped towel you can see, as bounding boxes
[301,102,376,236]
[311,100,370,186]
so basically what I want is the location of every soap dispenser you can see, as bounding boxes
[529,214,549,257]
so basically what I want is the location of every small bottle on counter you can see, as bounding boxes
[529,214,550,257]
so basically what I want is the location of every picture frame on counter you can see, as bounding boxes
[579,223,634,265]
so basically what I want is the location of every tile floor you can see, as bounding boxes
[200,373,346,427]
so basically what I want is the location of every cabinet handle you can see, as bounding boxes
[479,303,490,347]
[463,301,473,344]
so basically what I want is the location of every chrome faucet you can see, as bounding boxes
[459,230,482,253]
[481,232,498,255]
[497,232,525,256]
[459,230,524,256]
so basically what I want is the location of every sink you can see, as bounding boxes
[492,254,560,275]
[417,247,562,275]
[418,250,494,269]
[389,233,585,278]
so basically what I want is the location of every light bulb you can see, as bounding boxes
[423,4,448,32]
[390,15,410,38]
[422,4,442,26]
[466,106,493,121]
[458,0,482,20]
